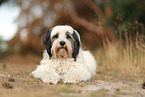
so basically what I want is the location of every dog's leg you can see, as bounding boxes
[32,65,60,84]
[62,63,91,83]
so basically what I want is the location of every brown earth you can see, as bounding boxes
[0,54,145,97]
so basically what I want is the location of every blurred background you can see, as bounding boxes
[0,0,145,53]
[0,0,145,77]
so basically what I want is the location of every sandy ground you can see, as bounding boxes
[0,54,145,97]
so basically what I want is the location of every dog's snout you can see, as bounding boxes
[60,41,65,46]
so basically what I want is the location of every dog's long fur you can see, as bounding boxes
[32,25,97,84]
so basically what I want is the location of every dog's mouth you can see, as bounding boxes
[56,47,69,58]
[57,47,68,51]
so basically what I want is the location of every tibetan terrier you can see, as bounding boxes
[32,25,97,84]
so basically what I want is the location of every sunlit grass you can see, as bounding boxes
[94,42,145,80]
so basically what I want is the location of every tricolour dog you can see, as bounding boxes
[32,25,97,84]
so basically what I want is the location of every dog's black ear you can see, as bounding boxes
[72,30,81,61]
[43,28,53,59]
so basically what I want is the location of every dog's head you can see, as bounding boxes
[43,25,81,61]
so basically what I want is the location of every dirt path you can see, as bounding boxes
[82,81,145,97]
[0,61,145,97]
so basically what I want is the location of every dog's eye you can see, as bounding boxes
[66,34,71,39]
[53,34,58,39]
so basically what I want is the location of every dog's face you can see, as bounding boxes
[43,25,81,61]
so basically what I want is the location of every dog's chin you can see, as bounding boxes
[56,47,69,58]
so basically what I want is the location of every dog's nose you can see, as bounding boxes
[60,41,65,46]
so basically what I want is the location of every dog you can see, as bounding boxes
[32,25,97,84]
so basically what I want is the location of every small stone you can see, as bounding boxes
[3,64,6,69]
[2,82,13,89]
[49,82,53,85]
[142,82,145,89]
[116,88,120,91]
[8,77,15,82]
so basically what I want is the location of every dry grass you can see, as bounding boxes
[94,42,145,80]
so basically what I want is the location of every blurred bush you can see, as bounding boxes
[0,0,8,5]
[0,37,3,53]
[107,0,145,26]
[6,0,145,53]
[9,0,114,53]
[0,37,8,54]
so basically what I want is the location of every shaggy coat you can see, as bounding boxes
[32,25,97,84]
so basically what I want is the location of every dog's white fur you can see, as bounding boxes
[32,25,97,84]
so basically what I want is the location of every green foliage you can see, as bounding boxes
[105,0,145,41]
[0,37,7,54]
[0,37,3,53]
[0,0,8,5]
[107,0,145,26]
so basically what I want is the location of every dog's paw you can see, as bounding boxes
[63,70,91,84]
[40,72,60,85]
